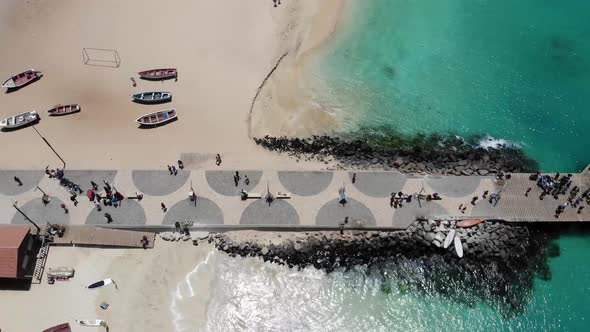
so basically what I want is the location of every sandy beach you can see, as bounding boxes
[0,240,215,331]
[0,0,343,170]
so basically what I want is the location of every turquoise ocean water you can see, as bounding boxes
[281,0,590,330]
[307,0,590,172]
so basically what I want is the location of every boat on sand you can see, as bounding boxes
[47,104,80,116]
[138,68,177,80]
[443,229,455,249]
[131,91,171,103]
[0,111,39,130]
[76,320,107,327]
[136,108,177,126]
[2,69,42,89]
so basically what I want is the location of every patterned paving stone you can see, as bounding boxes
[392,201,448,229]
[11,197,70,225]
[278,171,333,196]
[240,199,299,225]
[350,172,407,198]
[62,170,117,192]
[206,170,262,197]
[426,176,482,197]
[162,197,224,225]
[85,199,146,225]
[132,170,190,196]
[0,170,45,195]
[316,197,376,227]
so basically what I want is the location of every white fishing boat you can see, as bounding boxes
[454,235,463,258]
[0,111,39,130]
[87,278,116,289]
[443,229,456,249]
[76,320,106,327]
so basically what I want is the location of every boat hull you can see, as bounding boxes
[2,69,42,89]
[47,104,80,116]
[0,111,39,130]
[138,68,177,80]
[136,108,177,126]
[132,91,171,104]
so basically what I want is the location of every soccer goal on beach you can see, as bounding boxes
[82,48,121,68]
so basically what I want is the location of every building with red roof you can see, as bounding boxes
[0,225,35,279]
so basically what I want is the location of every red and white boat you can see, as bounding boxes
[2,69,42,89]
[47,104,80,116]
[137,68,177,80]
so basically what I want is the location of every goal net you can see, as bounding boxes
[82,48,121,68]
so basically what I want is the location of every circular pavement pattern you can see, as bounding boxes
[350,172,407,198]
[316,197,376,227]
[206,170,262,197]
[11,197,70,225]
[85,199,146,225]
[132,170,190,196]
[163,197,224,225]
[426,176,482,198]
[240,199,299,225]
[278,171,333,196]
[0,170,45,196]
[392,201,448,228]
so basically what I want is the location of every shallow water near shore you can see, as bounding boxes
[306,0,590,172]
[173,232,589,331]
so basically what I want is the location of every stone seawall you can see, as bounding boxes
[254,135,537,174]
[211,220,546,273]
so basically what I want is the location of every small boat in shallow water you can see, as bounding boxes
[136,108,177,126]
[132,91,171,103]
[47,104,80,116]
[138,68,177,80]
[0,111,39,130]
[2,69,42,89]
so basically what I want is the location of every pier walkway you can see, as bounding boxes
[1,168,589,230]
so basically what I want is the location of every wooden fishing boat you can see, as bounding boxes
[456,218,486,228]
[131,91,171,103]
[136,108,177,126]
[2,69,42,89]
[0,111,39,130]
[47,104,80,116]
[138,68,177,80]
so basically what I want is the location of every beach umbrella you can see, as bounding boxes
[86,189,95,201]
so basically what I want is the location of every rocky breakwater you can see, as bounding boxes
[212,221,554,314]
[254,134,538,174]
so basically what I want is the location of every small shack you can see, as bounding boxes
[0,226,36,279]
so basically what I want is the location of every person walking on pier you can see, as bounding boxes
[13,176,22,186]
[578,205,585,214]
[482,190,488,199]
[234,171,240,187]
[91,181,99,191]
[471,196,478,205]
[60,203,69,214]
[390,193,395,207]
[70,194,78,207]
[104,213,113,224]
[525,187,531,196]
[216,154,222,166]
[161,203,167,212]
[352,173,357,184]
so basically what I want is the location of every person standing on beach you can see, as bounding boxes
[13,176,22,186]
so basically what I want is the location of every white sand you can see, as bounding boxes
[0,240,216,331]
[0,0,343,170]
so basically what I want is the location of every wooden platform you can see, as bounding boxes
[49,226,154,248]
